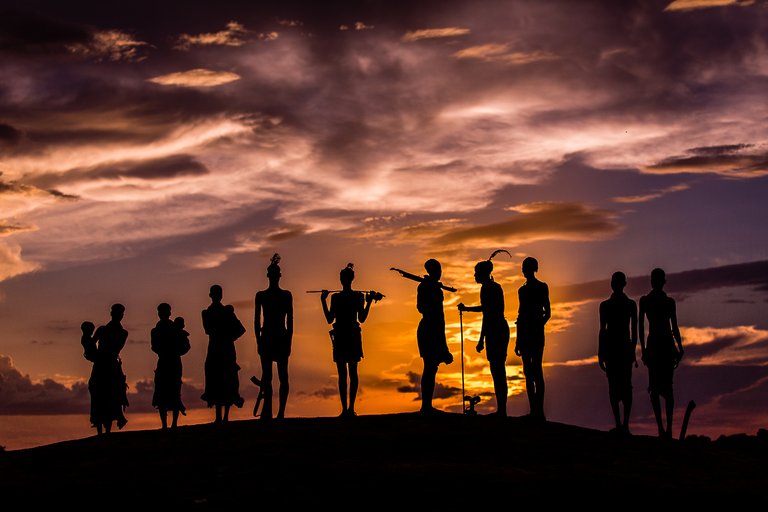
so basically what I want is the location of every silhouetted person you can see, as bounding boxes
[84,303,129,434]
[321,263,376,417]
[458,252,510,416]
[599,271,638,435]
[151,303,190,429]
[515,257,550,421]
[639,268,683,439]
[255,253,294,421]
[201,284,246,423]
[416,258,454,415]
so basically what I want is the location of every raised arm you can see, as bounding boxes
[321,290,334,324]
[359,292,373,323]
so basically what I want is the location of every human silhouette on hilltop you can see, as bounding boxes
[82,303,129,434]
[598,271,638,435]
[321,263,377,418]
[151,303,190,430]
[201,284,246,423]
[459,250,511,417]
[416,258,454,415]
[515,257,550,421]
[639,268,684,439]
[255,253,294,421]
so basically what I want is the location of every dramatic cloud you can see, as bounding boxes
[0,241,39,281]
[397,371,460,400]
[453,43,559,64]
[612,184,689,204]
[147,69,241,87]
[435,202,621,246]
[66,29,150,62]
[645,144,768,177]
[174,21,247,50]
[402,27,470,42]
[665,0,756,11]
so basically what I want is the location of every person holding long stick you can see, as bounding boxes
[415,258,454,415]
[458,250,511,417]
[321,263,376,418]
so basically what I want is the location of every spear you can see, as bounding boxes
[389,267,457,292]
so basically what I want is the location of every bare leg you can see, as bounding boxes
[171,409,180,428]
[650,393,664,436]
[215,405,223,424]
[159,408,168,430]
[622,396,632,433]
[336,363,348,415]
[260,356,274,420]
[96,424,103,435]
[223,405,231,422]
[665,396,674,438]
[277,359,289,419]
[421,361,438,412]
[609,394,621,429]
[490,359,507,416]
[104,421,112,434]
[348,361,359,415]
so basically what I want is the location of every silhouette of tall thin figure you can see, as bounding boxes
[458,251,511,417]
[639,268,684,439]
[201,284,246,423]
[321,263,376,418]
[515,257,550,421]
[599,272,638,435]
[83,303,129,434]
[255,253,294,421]
[151,303,190,429]
[416,258,454,415]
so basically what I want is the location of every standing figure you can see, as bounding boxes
[83,303,130,434]
[639,268,684,439]
[151,303,190,429]
[201,284,246,423]
[255,253,294,421]
[458,250,511,417]
[416,259,454,415]
[321,263,376,418]
[515,257,550,421]
[598,272,638,435]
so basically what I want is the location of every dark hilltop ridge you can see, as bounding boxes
[1,413,767,507]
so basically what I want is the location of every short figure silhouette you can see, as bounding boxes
[151,303,190,429]
[598,272,638,435]
[255,253,294,421]
[515,257,550,421]
[639,268,683,439]
[83,304,129,434]
[417,258,454,415]
[321,263,376,418]
[201,284,246,423]
[458,252,510,417]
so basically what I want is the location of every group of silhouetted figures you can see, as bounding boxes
[80,252,683,438]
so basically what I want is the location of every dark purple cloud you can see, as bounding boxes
[397,370,461,400]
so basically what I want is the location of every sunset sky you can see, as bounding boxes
[1,0,767,448]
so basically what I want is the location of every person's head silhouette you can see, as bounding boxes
[522,256,538,279]
[110,303,125,322]
[611,271,627,293]
[651,268,666,290]
[340,263,355,288]
[267,253,281,284]
[424,258,442,280]
[157,302,171,320]
[474,260,493,283]
[209,284,223,303]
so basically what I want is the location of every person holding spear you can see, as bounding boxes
[320,263,379,418]
[393,259,455,415]
[458,250,511,417]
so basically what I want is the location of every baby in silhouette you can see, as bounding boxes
[80,321,96,362]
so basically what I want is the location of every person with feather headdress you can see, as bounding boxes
[458,250,511,416]
[255,253,294,420]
